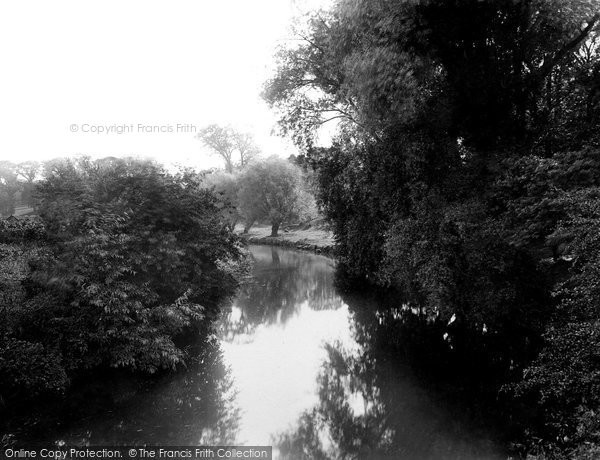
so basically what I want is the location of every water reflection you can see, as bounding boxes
[43,245,505,458]
[220,246,351,445]
[223,246,503,458]
[220,246,342,338]
[275,339,504,459]
[45,338,239,446]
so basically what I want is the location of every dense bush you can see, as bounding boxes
[0,217,45,243]
[0,158,244,406]
[508,188,600,455]
[0,339,68,400]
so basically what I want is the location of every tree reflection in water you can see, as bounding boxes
[221,246,342,339]
[43,246,507,454]
[48,338,239,446]
[275,291,505,460]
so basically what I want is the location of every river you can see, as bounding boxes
[43,245,504,459]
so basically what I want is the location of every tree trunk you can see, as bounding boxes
[243,220,254,234]
[271,221,280,237]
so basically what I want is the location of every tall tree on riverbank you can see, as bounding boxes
[196,125,260,173]
[266,0,599,152]
[266,0,600,455]
[237,157,312,236]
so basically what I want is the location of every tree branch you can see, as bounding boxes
[530,13,600,89]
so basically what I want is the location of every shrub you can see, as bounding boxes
[0,217,45,243]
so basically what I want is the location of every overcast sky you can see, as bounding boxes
[0,0,330,169]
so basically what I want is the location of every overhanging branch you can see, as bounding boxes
[529,13,600,89]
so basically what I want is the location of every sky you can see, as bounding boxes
[0,0,331,169]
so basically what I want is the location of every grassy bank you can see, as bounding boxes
[239,224,335,256]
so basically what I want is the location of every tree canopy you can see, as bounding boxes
[237,157,313,236]
[0,158,244,406]
[266,0,600,455]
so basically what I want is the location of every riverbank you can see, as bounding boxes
[238,224,336,257]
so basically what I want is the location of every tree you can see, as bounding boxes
[264,0,600,278]
[15,161,41,208]
[238,157,308,236]
[265,1,600,455]
[196,125,260,173]
[0,157,245,406]
[511,186,600,455]
[0,162,21,216]
[233,131,260,169]
[15,161,40,184]
[203,170,240,231]
[265,0,600,153]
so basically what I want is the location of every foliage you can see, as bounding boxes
[0,157,244,407]
[203,170,241,231]
[266,0,599,152]
[267,0,600,455]
[0,217,45,243]
[15,161,41,208]
[0,162,21,217]
[0,161,42,214]
[237,157,315,236]
[0,339,69,400]
[380,197,547,340]
[509,188,600,454]
[490,148,600,248]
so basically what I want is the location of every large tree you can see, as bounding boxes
[264,0,600,273]
[265,0,599,153]
[265,1,600,455]
[237,157,308,236]
[196,124,260,173]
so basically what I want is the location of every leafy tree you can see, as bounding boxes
[15,161,41,208]
[266,0,599,153]
[196,125,260,173]
[266,0,600,315]
[237,157,311,236]
[266,0,600,455]
[0,157,244,405]
[0,162,21,217]
[203,170,240,231]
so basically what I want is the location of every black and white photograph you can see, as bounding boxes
[1,0,600,458]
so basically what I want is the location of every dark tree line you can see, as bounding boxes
[266,0,600,456]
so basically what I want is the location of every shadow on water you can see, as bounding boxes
[273,293,508,460]
[20,337,240,446]
[221,246,506,458]
[23,245,508,458]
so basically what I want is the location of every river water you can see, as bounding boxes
[46,245,504,459]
